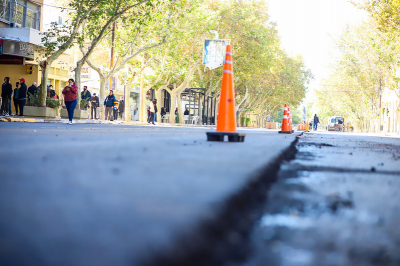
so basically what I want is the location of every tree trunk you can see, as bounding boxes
[39,60,51,107]
[140,84,147,122]
[169,92,176,124]
[124,80,130,122]
[177,93,184,124]
[74,63,84,109]
[155,88,163,123]
[100,78,106,120]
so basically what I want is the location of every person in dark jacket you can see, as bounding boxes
[153,99,158,124]
[13,82,20,116]
[161,106,167,117]
[27,82,38,99]
[313,114,319,131]
[118,96,125,120]
[62,78,79,124]
[104,90,116,120]
[81,86,91,108]
[1,77,12,116]
[90,93,100,119]
[18,78,28,116]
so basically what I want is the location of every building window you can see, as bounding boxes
[0,0,10,21]
[26,2,40,29]
[13,2,24,26]
[0,0,40,30]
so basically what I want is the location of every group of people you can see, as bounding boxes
[1,77,29,117]
[103,90,125,121]
[62,80,125,124]
[1,77,126,124]
[147,99,171,125]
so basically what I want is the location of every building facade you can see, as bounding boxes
[0,0,69,113]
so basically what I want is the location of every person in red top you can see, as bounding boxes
[62,78,79,124]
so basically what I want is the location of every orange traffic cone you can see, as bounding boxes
[287,107,293,133]
[207,45,245,142]
[278,104,291,134]
[299,121,303,131]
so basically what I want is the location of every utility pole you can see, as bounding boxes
[379,78,382,133]
[124,65,128,121]
[109,22,116,91]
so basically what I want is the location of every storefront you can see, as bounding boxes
[0,38,69,112]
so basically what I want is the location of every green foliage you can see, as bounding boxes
[37,22,73,59]
[80,98,89,110]
[313,17,400,128]
[239,117,251,127]
[27,92,61,109]
[27,92,39,107]
[142,0,312,119]
[46,97,62,109]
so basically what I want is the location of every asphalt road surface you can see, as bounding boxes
[1,123,399,266]
[0,123,298,266]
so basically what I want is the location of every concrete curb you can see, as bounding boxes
[0,117,36,123]
[0,116,217,128]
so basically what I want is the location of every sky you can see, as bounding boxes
[264,0,369,92]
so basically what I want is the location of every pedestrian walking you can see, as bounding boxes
[148,99,156,125]
[81,86,91,108]
[13,82,20,116]
[313,114,319,131]
[18,78,27,117]
[104,90,116,120]
[62,79,79,124]
[113,100,119,121]
[147,106,151,123]
[153,99,158,123]
[118,96,124,120]
[90,93,99,119]
[2,77,12,116]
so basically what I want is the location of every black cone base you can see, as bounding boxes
[278,131,292,134]
[206,132,246,142]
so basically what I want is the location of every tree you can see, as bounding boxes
[313,19,399,132]
[73,0,170,109]
[37,0,108,107]
[144,0,311,125]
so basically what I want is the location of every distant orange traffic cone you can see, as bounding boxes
[207,44,245,142]
[287,107,293,133]
[299,121,304,131]
[278,104,291,134]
